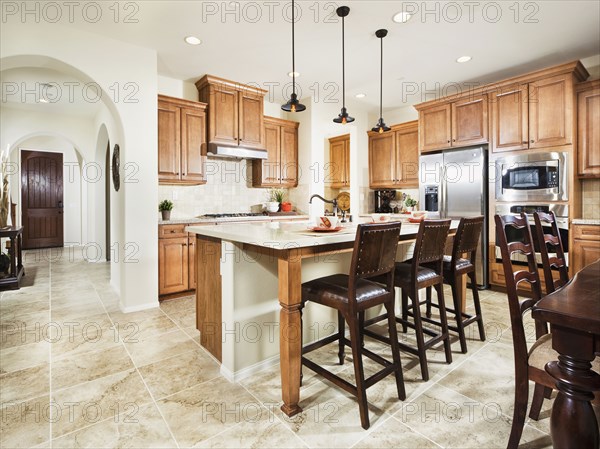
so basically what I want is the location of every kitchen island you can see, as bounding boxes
[187,219,458,417]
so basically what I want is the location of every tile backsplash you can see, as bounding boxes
[158,159,291,219]
[582,179,600,219]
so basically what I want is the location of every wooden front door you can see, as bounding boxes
[21,150,64,249]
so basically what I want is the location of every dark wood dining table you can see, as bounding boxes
[531,259,600,449]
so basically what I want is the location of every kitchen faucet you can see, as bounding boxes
[309,194,338,216]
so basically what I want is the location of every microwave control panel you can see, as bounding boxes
[548,170,558,188]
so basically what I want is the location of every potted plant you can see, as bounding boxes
[267,188,285,212]
[159,199,173,221]
[405,197,418,212]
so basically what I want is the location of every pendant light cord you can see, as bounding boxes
[379,36,383,120]
[291,0,296,95]
[341,15,346,110]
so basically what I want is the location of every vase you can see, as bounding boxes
[161,210,171,221]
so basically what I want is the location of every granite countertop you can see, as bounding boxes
[187,219,460,249]
[572,219,600,226]
[159,215,309,225]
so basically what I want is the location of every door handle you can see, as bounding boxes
[58,201,63,208]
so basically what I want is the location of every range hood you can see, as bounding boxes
[207,143,267,160]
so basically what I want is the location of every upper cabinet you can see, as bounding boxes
[368,121,419,189]
[158,95,207,185]
[196,75,266,150]
[491,74,574,153]
[328,134,350,188]
[419,95,488,153]
[252,116,299,188]
[576,79,600,178]
[415,61,588,155]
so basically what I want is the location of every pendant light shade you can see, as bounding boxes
[282,0,305,112]
[372,29,390,133]
[333,6,354,124]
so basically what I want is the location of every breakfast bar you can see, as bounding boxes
[187,220,459,416]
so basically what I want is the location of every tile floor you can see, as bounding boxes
[0,247,585,448]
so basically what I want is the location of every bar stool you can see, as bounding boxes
[533,211,569,294]
[425,216,486,353]
[300,222,406,430]
[365,219,453,381]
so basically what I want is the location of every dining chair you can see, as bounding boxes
[425,216,486,353]
[532,211,569,294]
[300,222,405,430]
[365,219,453,381]
[495,213,561,449]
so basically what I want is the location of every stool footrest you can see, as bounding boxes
[302,356,357,397]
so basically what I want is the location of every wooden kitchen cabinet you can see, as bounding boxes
[420,104,451,152]
[491,73,579,153]
[196,75,267,150]
[528,73,573,149]
[570,224,600,274]
[158,224,201,297]
[252,116,299,187]
[328,134,350,188]
[489,84,529,153]
[577,79,600,178]
[419,95,488,153]
[158,95,207,185]
[368,120,419,189]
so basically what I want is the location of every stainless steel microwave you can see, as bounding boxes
[495,152,568,202]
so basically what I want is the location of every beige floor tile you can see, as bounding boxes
[159,295,195,316]
[125,329,199,367]
[157,377,259,447]
[138,348,220,399]
[52,368,153,438]
[52,345,134,391]
[197,410,306,449]
[0,340,49,374]
[0,394,50,448]
[393,383,552,448]
[50,302,107,322]
[352,415,440,448]
[273,378,393,449]
[121,314,178,341]
[51,313,120,360]
[0,363,49,403]
[50,403,176,449]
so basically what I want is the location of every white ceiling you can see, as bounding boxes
[66,0,600,111]
[0,67,104,118]
[3,1,600,115]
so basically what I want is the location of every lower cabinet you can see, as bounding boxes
[158,224,199,297]
[571,224,600,274]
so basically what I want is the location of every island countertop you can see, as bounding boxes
[187,219,460,249]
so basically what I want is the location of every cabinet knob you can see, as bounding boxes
[447,140,450,144]
[530,140,534,143]
[452,139,456,142]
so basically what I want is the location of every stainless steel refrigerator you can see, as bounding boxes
[419,147,489,288]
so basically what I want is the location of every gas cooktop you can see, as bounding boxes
[199,213,265,218]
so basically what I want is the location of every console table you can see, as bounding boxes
[0,226,24,290]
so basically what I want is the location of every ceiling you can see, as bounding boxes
[3,1,600,115]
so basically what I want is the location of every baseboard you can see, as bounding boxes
[119,300,159,313]
[219,354,280,383]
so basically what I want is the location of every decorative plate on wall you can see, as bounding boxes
[112,144,120,191]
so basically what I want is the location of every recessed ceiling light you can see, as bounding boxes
[184,36,202,45]
[392,12,412,23]
[288,71,300,78]
[456,56,472,63]
[355,93,366,98]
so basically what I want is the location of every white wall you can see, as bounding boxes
[11,136,83,245]
[1,22,158,312]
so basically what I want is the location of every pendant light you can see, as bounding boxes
[372,29,391,133]
[282,0,305,112]
[333,6,354,124]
